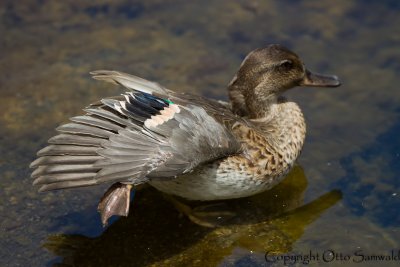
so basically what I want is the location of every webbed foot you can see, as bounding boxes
[98,183,133,226]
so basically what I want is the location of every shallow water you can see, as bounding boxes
[1,1,399,266]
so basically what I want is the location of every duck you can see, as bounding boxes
[30,44,340,225]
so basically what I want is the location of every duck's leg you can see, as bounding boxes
[164,194,236,228]
[97,183,133,226]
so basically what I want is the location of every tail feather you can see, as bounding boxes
[32,164,100,179]
[96,169,145,184]
[56,123,113,138]
[84,107,139,129]
[102,139,152,150]
[31,92,169,191]
[96,163,146,178]
[118,129,162,145]
[70,115,123,132]
[48,134,103,146]
[94,159,148,168]
[37,145,100,156]
[38,179,98,192]
[33,172,97,185]
[30,155,102,168]
[90,70,167,95]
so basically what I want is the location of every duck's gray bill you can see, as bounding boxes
[300,69,341,87]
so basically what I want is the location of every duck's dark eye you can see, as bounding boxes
[279,59,293,70]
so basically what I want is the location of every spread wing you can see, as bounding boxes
[31,70,242,191]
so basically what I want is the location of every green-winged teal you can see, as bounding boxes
[30,44,340,225]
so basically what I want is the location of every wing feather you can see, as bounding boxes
[31,71,242,192]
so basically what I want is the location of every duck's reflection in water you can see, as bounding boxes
[44,165,342,267]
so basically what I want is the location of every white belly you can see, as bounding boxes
[149,163,288,201]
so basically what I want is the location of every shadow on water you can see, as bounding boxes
[44,166,342,266]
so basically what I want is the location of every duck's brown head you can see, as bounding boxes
[228,44,340,117]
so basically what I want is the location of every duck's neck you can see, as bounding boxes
[228,80,280,119]
[227,78,250,117]
[246,91,278,119]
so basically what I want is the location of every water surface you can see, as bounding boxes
[1,1,399,266]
